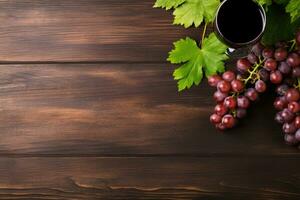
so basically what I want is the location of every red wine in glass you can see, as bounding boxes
[214,0,266,48]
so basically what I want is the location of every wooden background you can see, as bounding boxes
[0,0,299,199]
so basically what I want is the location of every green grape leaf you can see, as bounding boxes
[153,0,185,10]
[256,0,289,6]
[256,0,272,6]
[262,4,300,45]
[274,0,289,5]
[173,0,220,28]
[154,0,220,28]
[286,0,300,22]
[168,34,228,91]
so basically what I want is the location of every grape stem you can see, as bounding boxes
[201,22,208,48]
[296,78,300,90]
[289,39,296,52]
[242,59,265,85]
[231,110,237,118]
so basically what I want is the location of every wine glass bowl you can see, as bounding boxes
[214,0,267,48]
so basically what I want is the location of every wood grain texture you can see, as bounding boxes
[0,1,299,199]
[0,63,298,155]
[0,157,299,199]
[0,0,200,62]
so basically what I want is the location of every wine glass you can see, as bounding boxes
[214,0,266,55]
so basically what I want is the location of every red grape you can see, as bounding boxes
[284,134,298,145]
[222,114,236,129]
[278,62,291,75]
[276,84,289,96]
[295,129,300,141]
[262,48,274,58]
[287,53,300,67]
[251,42,264,57]
[237,96,250,109]
[292,67,300,77]
[286,88,300,102]
[295,116,300,129]
[231,79,244,92]
[247,53,258,64]
[237,58,251,73]
[283,122,297,134]
[245,88,258,101]
[213,91,228,102]
[214,104,228,116]
[275,112,285,124]
[270,70,283,84]
[281,108,295,123]
[288,101,300,113]
[258,69,270,82]
[264,58,277,71]
[274,97,287,110]
[255,80,267,93]
[210,114,222,124]
[217,80,231,93]
[224,96,237,109]
[222,71,235,82]
[208,75,222,87]
[274,48,288,61]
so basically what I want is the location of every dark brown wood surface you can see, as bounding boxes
[0,0,200,62]
[0,63,298,156]
[0,157,300,200]
[0,0,298,199]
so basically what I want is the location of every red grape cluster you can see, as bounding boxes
[274,86,300,145]
[208,30,300,146]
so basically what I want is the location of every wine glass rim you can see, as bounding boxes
[215,0,267,47]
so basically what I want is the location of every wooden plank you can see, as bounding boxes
[0,63,297,155]
[0,157,299,199]
[0,0,200,62]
